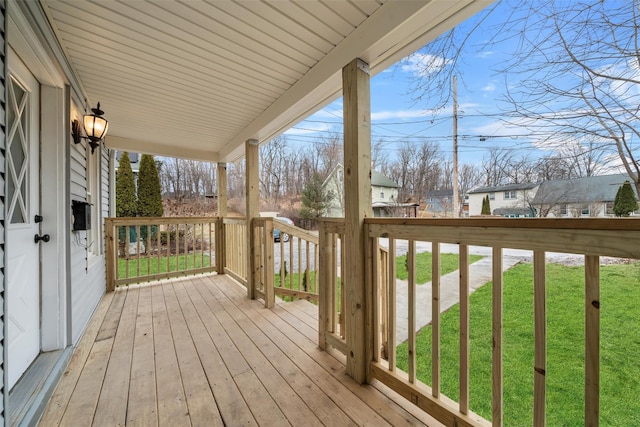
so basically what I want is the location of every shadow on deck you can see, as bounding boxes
[39,273,439,426]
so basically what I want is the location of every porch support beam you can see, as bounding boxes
[342,58,372,384]
[216,162,227,274]
[245,139,260,299]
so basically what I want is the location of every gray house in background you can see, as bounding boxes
[532,174,639,217]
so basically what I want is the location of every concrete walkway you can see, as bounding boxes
[394,255,523,343]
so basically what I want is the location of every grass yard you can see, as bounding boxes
[396,262,640,425]
[395,251,485,284]
[118,254,212,279]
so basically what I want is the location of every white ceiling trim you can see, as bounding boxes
[106,135,219,163]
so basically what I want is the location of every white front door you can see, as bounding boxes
[7,49,41,390]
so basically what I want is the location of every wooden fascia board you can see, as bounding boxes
[105,135,218,162]
[219,0,492,162]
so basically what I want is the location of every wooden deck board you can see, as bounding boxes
[40,274,435,426]
[126,285,159,426]
[38,292,114,426]
[93,287,139,425]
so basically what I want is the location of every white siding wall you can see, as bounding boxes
[69,129,109,343]
[469,188,538,216]
[371,184,398,204]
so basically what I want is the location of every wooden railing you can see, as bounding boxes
[252,218,319,308]
[317,219,389,358]
[222,217,247,285]
[362,218,640,427]
[105,217,217,291]
[318,219,346,354]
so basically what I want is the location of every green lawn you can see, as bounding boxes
[396,262,640,425]
[395,251,485,284]
[118,254,211,279]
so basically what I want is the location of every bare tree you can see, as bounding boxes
[496,0,640,193]
[404,0,640,193]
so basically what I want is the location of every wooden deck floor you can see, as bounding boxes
[39,274,438,426]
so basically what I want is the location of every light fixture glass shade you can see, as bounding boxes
[83,114,108,142]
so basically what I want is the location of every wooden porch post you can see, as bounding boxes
[246,139,259,299]
[342,58,372,384]
[216,162,227,274]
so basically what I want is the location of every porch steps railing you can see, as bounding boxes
[252,217,320,308]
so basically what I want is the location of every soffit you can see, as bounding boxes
[41,0,491,162]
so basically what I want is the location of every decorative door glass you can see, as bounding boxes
[7,76,30,224]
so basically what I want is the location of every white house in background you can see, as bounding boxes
[468,182,540,217]
[531,174,639,217]
[468,174,639,217]
[323,164,402,217]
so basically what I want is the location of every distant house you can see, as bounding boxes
[115,151,141,174]
[424,189,453,217]
[531,174,639,217]
[323,164,416,217]
[468,182,540,217]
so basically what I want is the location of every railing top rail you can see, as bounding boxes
[223,217,247,225]
[318,218,345,234]
[365,217,640,231]
[318,218,347,224]
[254,217,319,244]
[106,216,218,226]
[366,219,640,259]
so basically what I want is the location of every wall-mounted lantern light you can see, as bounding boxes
[72,102,109,154]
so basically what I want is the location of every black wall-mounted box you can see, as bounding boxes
[72,200,91,231]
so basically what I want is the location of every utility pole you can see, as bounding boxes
[453,75,459,218]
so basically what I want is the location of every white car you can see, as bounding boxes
[273,217,294,242]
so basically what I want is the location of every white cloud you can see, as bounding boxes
[482,83,496,93]
[476,50,494,59]
[401,53,451,77]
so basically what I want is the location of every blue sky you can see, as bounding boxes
[283,3,522,165]
[283,1,637,174]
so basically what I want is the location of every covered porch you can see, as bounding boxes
[21,1,639,426]
[39,273,436,426]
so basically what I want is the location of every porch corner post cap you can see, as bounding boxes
[247,139,259,146]
[356,58,370,75]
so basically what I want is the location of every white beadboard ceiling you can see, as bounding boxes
[41,0,491,162]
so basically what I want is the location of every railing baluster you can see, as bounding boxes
[146,223,151,275]
[534,250,546,426]
[298,236,302,295]
[388,238,396,371]
[156,223,161,274]
[432,241,440,396]
[305,240,310,293]
[166,225,171,273]
[340,235,346,339]
[459,243,470,415]
[125,225,130,279]
[585,255,600,427]
[136,225,141,278]
[314,242,319,294]
[408,240,417,384]
[492,247,503,427]
[289,234,294,293]
[279,237,284,288]
[371,237,380,362]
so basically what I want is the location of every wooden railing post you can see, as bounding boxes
[105,218,116,292]
[318,221,330,350]
[263,219,275,308]
[246,139,259,299]
[215,217,226,274]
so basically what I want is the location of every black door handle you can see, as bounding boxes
[34,215,43,223]
[34,234,50,244]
